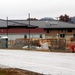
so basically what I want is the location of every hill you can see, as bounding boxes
[40,17,55,21]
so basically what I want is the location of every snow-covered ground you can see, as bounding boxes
[0,49,75,75]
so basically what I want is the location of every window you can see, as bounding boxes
[67,29,72,32]
[40,34,42,38]
[24,35,27,38]
[60,34,65,38]
[61,30,63,32]
[74,34,75,37]
[47,30,49,33]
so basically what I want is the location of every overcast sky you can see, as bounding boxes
[0,0,75,19]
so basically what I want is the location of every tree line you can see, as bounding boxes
[26,14,74,23]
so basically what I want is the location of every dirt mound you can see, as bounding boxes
[0,68,44,75]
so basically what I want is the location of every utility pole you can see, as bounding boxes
[28,13,30,49]
[6,17,8,48]
[7,17,8,37]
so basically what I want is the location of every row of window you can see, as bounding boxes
[47,29,72,33]
[24,35,42,38]
[59,34,75,38]
[60,34,65,38]
[24,34,75,38]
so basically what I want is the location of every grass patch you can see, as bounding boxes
[0,72,7,75]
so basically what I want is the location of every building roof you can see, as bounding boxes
[0,19,75,29]
[0,19,38,28]
[11,20,75,29]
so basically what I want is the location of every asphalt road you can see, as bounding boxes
[0,49,75,75]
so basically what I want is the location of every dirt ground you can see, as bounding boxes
[0,68,44,75]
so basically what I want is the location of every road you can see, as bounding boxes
[0,49,75,75]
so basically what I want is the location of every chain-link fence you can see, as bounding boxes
[0,37,66,50]
[50,38,66,50]
[7,38,66,50]
[8,38,40,49]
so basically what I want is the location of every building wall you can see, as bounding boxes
[0,34,7,38]
[8,33,45,40]
[45,29,75,39]
[0,29,75,39]
[0,33,45,40]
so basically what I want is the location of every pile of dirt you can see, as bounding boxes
[0,68,44,75]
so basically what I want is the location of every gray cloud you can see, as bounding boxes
[0,0,75,19]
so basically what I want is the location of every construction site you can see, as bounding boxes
[0,19,75,52]
[1,37,73,52]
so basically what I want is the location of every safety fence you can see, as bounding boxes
[1,37,75,50]
[7,38,67,50]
